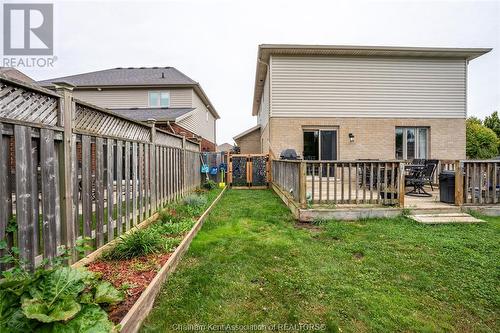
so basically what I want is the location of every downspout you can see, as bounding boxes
[257,57,271,156]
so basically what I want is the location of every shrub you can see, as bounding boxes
[183,194,207,207]
[203,180,217,190]
[104,229,163,260]
[466,118,499,159]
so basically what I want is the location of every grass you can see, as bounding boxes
[141,189,499,332]
[103,188,223,260]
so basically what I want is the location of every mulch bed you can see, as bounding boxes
[87,252,172,323]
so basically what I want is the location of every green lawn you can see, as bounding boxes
[141,190,499,332]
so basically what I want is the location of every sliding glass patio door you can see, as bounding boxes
[303,129,337,161]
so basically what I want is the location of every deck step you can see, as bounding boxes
[409,213,485,224]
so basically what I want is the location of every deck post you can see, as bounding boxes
[299,161,307,208]
[454,160,464,206]
[398,162,405,208]
[54,82,76,262]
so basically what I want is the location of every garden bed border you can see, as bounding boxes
[118,186,227,333]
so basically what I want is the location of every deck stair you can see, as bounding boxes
[409,212,485,224]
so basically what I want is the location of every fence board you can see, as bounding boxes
[116,141,123,236]
[14,125,35,270]
[95,137,105,247]
[0,123,13,269]
[124,141,131,231]
[40,128,58,261]
[132,142,138,227]
[139,143,144,221]
[107,138,114,241]
[81,135,92,244]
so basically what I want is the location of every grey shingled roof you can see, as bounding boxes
[38,67,196,87]
[110,107,195,122]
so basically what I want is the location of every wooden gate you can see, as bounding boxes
[228,154,270,188]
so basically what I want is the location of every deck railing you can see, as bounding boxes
[272,160,405,207]
[463,160,499,205]
[272,159,500,209]
[271,160,301,202]
[0,75,201,271]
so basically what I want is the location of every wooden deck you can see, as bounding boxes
[307,176,454,210]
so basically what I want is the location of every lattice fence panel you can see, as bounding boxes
[74,103,151,142]
[0,81,59,125]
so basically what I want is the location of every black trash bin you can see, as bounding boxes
[439,171,455,203]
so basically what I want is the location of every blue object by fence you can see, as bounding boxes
[201,165,209,173]
[219,163,227,172]
[210,167,218,175]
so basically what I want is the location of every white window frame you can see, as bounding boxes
[148,91,170,107]
[396,127,429,160]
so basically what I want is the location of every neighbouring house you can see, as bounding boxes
[0,67,37,84]
[216,143,234,152]
[235,44,491,160]
[39,67,219,151]
[233,125,261,154]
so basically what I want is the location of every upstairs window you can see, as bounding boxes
[149,91,170,107]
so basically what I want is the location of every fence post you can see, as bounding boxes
[299,161,307,208]
[398,162,405,208]
[455,160,464,206]
[54,82,76,262]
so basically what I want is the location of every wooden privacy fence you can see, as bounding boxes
[0,75,201,271]
[272,159,500,209]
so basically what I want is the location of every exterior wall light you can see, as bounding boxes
[349,133,355,143]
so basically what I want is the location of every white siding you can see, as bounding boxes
[270,56,466,118]
[177,91,216,143]
[73,88,193,109]
[257,71,270,127]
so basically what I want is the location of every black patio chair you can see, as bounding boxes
[405,162,437,197]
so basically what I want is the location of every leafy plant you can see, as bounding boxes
[103,228,163,260]
[158,210,183,224]
[0,264,123,333]
[153,219,194,236]
[202,180,217,190]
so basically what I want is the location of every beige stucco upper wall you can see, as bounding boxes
[270,55,467,119]
[73,88,193,109]
[177,91,216,143]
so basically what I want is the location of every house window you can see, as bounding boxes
[303,129,337,160]
[148,91,170,107]
[395,127,428,160]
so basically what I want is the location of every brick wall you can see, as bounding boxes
[156,123,215,152]
[235,128,261,154]
[268,117,466,160]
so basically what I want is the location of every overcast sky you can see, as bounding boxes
[11,0,500,145]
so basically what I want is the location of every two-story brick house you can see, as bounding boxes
[39,67,219,151]
[235,44,491,160]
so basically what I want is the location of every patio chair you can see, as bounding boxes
[405,162,437,196]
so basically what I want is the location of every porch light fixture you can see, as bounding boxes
[349,133,355,143]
